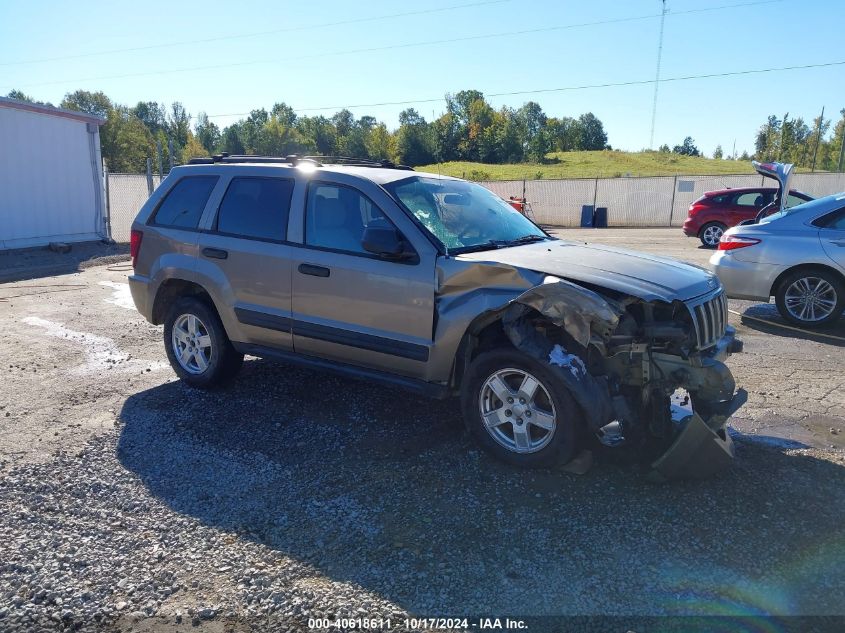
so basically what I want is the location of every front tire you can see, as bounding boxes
[699,222,727,248]
[461,349,581,468]
[163,297,243,388]
[775,268,844,327]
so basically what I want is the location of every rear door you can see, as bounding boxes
[731,190,771,224]
[197,175,297,350]
[289,178,436,379]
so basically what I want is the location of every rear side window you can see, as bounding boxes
[152,176,218,228]
[813,208,845,229]
[215,177,294,241]
[734,191,770,207]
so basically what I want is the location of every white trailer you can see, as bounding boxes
[0,97,106,250]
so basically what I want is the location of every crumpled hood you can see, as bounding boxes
[457,240,719,302]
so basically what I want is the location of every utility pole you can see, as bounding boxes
[838,110,845,172]
[778,112,788,161]
[811,105,824,173]
[649,0,668,149]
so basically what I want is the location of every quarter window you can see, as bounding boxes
[305,184,395,255]
[215,177,294,241]
[152,176,218,228]
[813,208,845,229]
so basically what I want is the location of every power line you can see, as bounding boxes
[0,0,510,67]
[3,0,783,91]
[204,59,845,118]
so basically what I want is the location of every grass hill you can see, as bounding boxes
[416,150,781,180]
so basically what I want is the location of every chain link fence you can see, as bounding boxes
[103,171,845,242]
[106,173,161,242]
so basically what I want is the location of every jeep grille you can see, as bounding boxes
[687,290,728,350]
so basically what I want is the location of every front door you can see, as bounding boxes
[290,181,435,379]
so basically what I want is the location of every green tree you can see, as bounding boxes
[296,115,337,155]
[517,101,548,162]
[132,101,167,134]
[219,124,245,154]
[100,106,155,172]
[366,123,395,161]
[194,112,221,154]
[60,90,112,119]
[577,112,607,150]
[6,89,51,105]
[713,145,723,159]
[395,109,434,166]
[672,136,700,156]
[181,131,209,162]
[166,102,191,151]
[255,115,314,156]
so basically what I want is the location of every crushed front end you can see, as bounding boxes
[500,280,744,481]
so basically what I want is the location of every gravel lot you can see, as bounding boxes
[0,230,843,631]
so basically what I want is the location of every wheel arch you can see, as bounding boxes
[770,262,845,298]
[450,310,513,391]
[152,278,218,325]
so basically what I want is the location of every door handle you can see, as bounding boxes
[202,247,228,260]
[298,263,330,278]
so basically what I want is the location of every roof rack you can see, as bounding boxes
[187,153,413,170]
[305,156,414,171]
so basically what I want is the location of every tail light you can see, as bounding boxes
[688,197,708,216]
[130,229,144,268]
[718,234,760,251]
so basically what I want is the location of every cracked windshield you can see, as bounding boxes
[386,177,547,252]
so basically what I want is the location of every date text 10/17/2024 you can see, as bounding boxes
[308,617,528,630]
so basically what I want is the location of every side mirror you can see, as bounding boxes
[361,226,414,260]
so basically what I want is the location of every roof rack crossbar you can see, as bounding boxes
[186,154,412,170]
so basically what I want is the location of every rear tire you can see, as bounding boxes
[461,349,582,468]
[699,222,727,248]
[163,296,243,388]
[775,268,845,328]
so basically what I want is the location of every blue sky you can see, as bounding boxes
[2,0,843,156]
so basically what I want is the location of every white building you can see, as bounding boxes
[0,97,107,250]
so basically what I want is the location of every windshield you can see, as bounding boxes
[384,176,548,253]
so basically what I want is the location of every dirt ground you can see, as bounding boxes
[0,228,843,631]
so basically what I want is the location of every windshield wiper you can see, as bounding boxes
[506,234,548,245]
[451,234,549,255]
[451,240,509,254]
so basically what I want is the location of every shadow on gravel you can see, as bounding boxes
[117,358,845,616]
[0,240,129,283]
[736,303,845,347]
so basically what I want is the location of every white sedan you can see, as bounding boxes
[711,186,845,327]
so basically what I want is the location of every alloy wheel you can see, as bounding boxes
[784,277,838,323]
[171,313,213,374]
[702,225,724,247]
[479,368,557,454]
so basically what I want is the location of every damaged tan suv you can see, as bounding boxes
[129,155,744,480]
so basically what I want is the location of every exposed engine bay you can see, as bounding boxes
[496,278,745,481]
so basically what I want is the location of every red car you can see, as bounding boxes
[682,187,813,247]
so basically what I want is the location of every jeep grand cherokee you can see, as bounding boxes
[128,155,744,480]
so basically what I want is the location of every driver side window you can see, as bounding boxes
[304,183,396,255]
